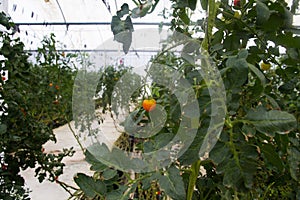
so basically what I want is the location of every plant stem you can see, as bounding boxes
[262,182,275,200]
[56,179,78,194]
[186,160,201,200]
[202,0,218,50]
[66,119,85,152]
[186,1,218,199]
[131,0,139,6]
[229,127,242,169]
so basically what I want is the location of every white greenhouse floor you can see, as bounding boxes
[20,115,121,200]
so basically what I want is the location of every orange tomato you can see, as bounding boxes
[49,83,53,87]
[142,99,156,112]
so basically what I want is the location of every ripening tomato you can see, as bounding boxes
[234,0,240,7]
[20,108,26,116]
[1,164,7,171]
[53,100,59,105]
[142,99,156,112]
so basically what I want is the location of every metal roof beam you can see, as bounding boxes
[14,22,171,26]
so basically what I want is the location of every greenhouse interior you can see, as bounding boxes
[0,0,300,199]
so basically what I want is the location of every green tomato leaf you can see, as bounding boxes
[223,34,240,52]
[102,169,118,180]
[238,49,248,59]
[188,0,197,10]
[105,185,129,200]
[272,34,300,48]
[117,3,129,18]
[179,9,190,25]
[239,156,258,189]
[245,109,297,135]
[248,63,266,86]
[111,16,123,35]
[179,123,210,165]
[158,165,186,200]
[242,124,256,137]
[211,30,224,46]
[291,0,300,14]
[224,55,248,89]
[222,159,241,188]
[200,0,208,10]
[111,15,133,54]
[0,124,7,134]
[217,145,258,189]
[279,77,299,94]
[87,143,151,172]
[209,141,231,164]
[256,1,270,25]
[114,29,132,54]
[85,150,108,172]
[176,0,197,10]
[74,173,106,198]
[287,146,300,181]
[283,8,293,28]
[287,48,299,60]
[265,94,280,110]
[131,2,152,18]
[261,143,284,172]
[182,40,200,54]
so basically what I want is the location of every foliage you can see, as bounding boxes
[0,12,75,199]
[1,0,299,199]
[33,33,78,127]
[72,0,300,199]
[95,64,136,112]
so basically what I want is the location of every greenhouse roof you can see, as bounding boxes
[1,0,299,52]
[2,0,175,51]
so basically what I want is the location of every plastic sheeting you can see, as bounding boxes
[6,0,173,51]
[3,1,299,53]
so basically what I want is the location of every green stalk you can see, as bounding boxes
[66,118,85,152]
[186,1,219,199]
[186,160,201,200]
[202,0,219,50]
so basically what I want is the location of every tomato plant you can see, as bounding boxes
[1,0,299,199]
[95,64,136,112]
[0,12,76,199]
[32,33,77,128]
[72,0,299,199]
